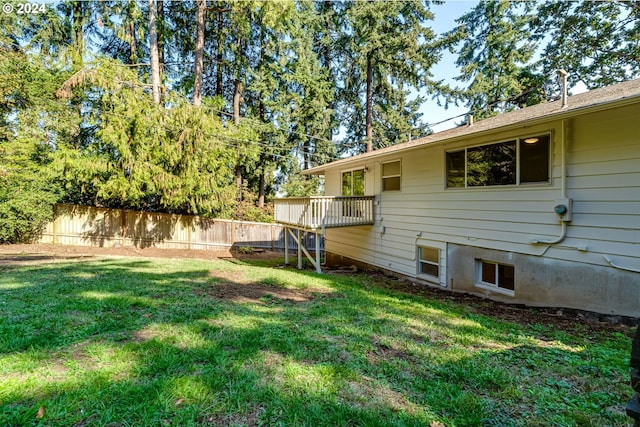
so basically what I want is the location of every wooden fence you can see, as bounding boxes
[39,204,322,253]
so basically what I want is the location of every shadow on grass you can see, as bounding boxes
[0,258,631,426]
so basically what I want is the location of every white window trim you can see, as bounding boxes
[417,246,439,280]
[381,160,402,192]
[474,259,515,297]
[341,168,366,196]
[446,133,552,189]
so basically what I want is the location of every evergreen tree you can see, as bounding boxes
[342,0,441,153]
[533,0,640,90]
[448,0,538,120]
[0,46,64,242]
[56,60,239,217]
[149,0,162,104]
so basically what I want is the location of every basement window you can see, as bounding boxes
[447,134,550,188]
[382,160,401,191]
[475,259,515,295]
[418,246,439,279]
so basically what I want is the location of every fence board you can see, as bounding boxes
[39,204,323,253]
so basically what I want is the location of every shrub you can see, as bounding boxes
[0,170,58,243]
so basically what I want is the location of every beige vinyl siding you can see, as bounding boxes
[562,103,640,268]
[325,226,377,265]
[322,102,640,278]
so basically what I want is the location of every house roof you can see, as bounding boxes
[305,78,640,175]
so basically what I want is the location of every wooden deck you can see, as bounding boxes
[274,196,375,230]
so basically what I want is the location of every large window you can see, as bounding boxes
[382,160,401,191]
[447,135,550,188]
[342,169,365,196]
[475,259,515,294]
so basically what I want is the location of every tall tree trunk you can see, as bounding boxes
[216,8,224,98]
[148,0,161,104]
[233,78,243,202]
[233,79,242,125]
[193,0,206,107]
[256,27,267,209]
[258,172,265,208]
[303,137,311,170]
[322,0,334,142]
[157,0,165,80]
[72,0,84,68]
[365,51,374,153]
[127,19,137,64]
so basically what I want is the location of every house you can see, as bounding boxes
[275,78,640,317]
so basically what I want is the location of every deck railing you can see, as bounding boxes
[274,196,375,230]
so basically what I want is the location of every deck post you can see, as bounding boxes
[297,228,303,269]
[315,230,321,274]
[284,226,289,265]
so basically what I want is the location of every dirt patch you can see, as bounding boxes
[0,251,96,267]
[205,282,314,304]
[367,339,415,365]
[203,269,330,304]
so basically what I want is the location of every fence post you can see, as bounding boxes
[284,226,289,265]
[271,224,275,251]
[121,209,127,246]
[231,220,236,251]
[297,228,302,269]
[315,230,321,273]
[188,215,192,250]
[52,204,58,244]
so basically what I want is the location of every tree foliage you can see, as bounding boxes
[1,0,639,236]
[0,48,63,242]
[533,1,640,90]
[340,0,441,153]
[447,0,537,119]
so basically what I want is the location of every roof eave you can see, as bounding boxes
[302,91,640,175]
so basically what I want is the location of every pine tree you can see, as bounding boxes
[0,45,64,242]
[448,0,537,119]
[533,1,640,90]
[148,0,161,104]
[192,0,206,106]
[342,0,441,153]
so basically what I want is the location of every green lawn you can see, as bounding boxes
[0,255,634,426]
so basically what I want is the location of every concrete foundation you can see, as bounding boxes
[326,246,640,317]
[447,244,640,317]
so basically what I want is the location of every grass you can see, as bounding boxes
[0,255,634,426]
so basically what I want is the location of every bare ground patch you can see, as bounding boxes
[205,282,316,304]
[202,269,334,304]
